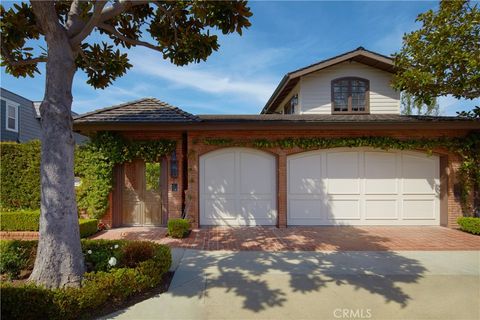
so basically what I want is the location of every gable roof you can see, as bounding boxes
[261,47,396,114]
[74,98,200,123]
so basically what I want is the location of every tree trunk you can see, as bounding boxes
[29,29,84,288]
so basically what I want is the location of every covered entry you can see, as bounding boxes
[287,148,440,225]
[121,159,167,226]
[200,148,277,226]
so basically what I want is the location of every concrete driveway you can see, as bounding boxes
[103,249,480,320]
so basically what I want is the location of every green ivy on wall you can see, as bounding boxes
[204,133,480,214]
[75,132,176,219]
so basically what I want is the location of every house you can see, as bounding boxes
[0,87,87,144]
[73,47,480,229]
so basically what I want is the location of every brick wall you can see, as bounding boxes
[117,128,472,229]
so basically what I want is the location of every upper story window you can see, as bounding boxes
[283,94,298,114]
[331,77,369,114]
[3,100,19,132]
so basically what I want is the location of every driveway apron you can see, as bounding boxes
[103,249,480,320]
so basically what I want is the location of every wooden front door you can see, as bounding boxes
[122,160,164,226]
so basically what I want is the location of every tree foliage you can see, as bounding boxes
[393,0,480,104]
[400,92,441,116]
[457,106,480,118]
[1,1,253,88]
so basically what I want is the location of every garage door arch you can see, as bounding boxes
[287,148,440,225]
[200,147,277,226]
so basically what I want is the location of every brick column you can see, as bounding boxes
[277,152,287,228]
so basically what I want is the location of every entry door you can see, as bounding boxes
[122,160,163,226]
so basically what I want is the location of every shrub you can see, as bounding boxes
[1,283,56,320]
[121,241,156,268]
[82,239,126,272]
[0,141,41,211]
[457,217,480,235]
[0,210,40,231]
[0,240,172,320]
[79,219,98,238]
[168,218,190,238]
[0,240,37,279]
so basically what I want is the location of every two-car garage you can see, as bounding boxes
[199,148,440,227]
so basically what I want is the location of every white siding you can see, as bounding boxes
[299,61,400,114]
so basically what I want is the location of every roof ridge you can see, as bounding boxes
[287,47,393,76]
[74,97,152,120]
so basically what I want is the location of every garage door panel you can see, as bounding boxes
[288,148,439,226]
[288,199,323,220]
[365,200,398,220]
[327,199,361,220]
[240,152,274,195]
[365,152,398,194]
[288,155,322,194]
[204,152,235,194]
[204,197,238,220]
[402,155,437,195]
[200,148,276,226]
[402,199,436,220]
[241,199,277,224]
[327,152,360,194]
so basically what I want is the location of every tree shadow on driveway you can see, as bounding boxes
[169,227,427,312]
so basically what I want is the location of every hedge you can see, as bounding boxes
[0,210,40,231]
[167,218,190,238]
[0,240,172,320]
[79,219,99,238]
[0,141,41,211]
[0,211,98,238]
[457,217,480,235]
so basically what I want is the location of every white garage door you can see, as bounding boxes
[287,148,439,225]
[200,148,277,226]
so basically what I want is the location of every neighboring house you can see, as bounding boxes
[0,87,87,144]
[74,47,479,229]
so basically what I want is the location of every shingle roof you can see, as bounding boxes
[74,98,200,123]
[198,114,476,123]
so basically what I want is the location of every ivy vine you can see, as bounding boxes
[204,133,480,214]
[75,132,176,219]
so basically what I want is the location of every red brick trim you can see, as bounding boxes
[0,231,39,240]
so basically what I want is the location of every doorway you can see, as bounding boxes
[121,159,166,226]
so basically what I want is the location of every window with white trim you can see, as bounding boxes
[4,101,19,132]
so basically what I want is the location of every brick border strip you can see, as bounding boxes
[0,231,39,240]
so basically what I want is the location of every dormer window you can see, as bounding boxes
[331,77,369,114]
[284,94,298,114]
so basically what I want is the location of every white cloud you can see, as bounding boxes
[129,49,276,103]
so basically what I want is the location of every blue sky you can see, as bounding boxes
[1,1,478,115]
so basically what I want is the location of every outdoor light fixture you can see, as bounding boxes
[170,150,178,178]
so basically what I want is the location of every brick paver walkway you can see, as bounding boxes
[90,226,480,251]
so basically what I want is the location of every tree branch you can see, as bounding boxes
[98,0,150,23]
[97,23,164,53]
[66,0,83,36]
[70,1,108,45]
[1,48,47,66]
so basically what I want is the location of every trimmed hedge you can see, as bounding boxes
[167,218,190,238]
[79,219,98,238]
[1,240,172,320]
[0,141,41,211]
[0,210,40,231]
[457,217,480,235]
[0,211,97,238]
